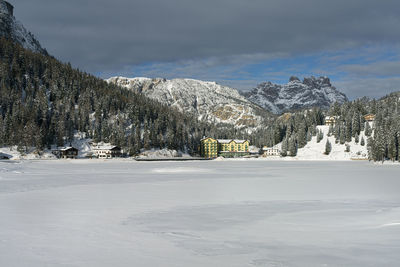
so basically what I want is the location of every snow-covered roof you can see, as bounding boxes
[91,142,116,150]
[58,147,78,151]
[325,116,337,120]
[94,146,118,150]
[217,139,248,144]
[233,140,248,144]
[217,139,232,144]
[262,147,281,151]
[200,137,217,142]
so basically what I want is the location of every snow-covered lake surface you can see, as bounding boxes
[0,160,399,266]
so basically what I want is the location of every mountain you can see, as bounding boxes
[107,77,269,128]
[0,37,240,156]
[243,76,348,114]
[0,0,46,54]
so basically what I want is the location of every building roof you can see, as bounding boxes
[262,147,281,151]
[201,137,249,144]
[233,139,248,144]
[262,145,281,150]
[217,139,248,144]
[92,142,121,150]
[217,139,232,144]
[325,116,338,120]
[200,137,217,142]
[58,147,78,151]
[94,145,120,150]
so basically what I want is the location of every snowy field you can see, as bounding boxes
[0,160,400,267]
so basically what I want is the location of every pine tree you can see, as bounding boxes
[317,130,324,143]
[345,144,350,152]
[360,136,365,146]
[365,122,372,137]
[339,125,346,144]
[288,136,297,157]
[324,139,332,155]
[281,137,288,157]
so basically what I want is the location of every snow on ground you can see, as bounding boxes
[0,160,399,266]
[137,149,190,159]
[0,146,56,160]
[290,125,368,160]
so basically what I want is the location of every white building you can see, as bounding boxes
[262,146,281,157]
[91,142,122,159]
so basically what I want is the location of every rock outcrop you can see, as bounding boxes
[243,76,348,114]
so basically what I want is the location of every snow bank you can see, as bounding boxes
[292,125,368,160]
[137,149,188,159]
[0,146,56,160]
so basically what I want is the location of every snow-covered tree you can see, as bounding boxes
[324,139,332,155]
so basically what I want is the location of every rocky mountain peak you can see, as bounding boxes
[243,76,348,114]
[0,1,13,16]
[0,0,47,54]
[289,76,301,83]
[107,76,267,129]
[303,76,332,88]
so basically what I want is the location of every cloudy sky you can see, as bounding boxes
[11,0,400,99]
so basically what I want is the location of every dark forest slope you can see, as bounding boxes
[0,38,238,155]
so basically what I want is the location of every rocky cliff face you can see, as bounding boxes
[243,76,348,114]
[107,77,267,129]
[0,0,47,54]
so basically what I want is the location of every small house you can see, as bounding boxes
[92,143,122,159]
[364,114,375,122]
[262,147,281,157]
[325,116,337,126]
[53,147,78,159]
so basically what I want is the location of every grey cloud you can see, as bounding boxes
[341,61,400,77]
[10,0,400,73]
[335,77,400,99]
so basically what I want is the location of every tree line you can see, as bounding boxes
[0,38,243,155]
[1,37,399,161]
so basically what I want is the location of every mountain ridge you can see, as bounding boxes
[242,76,348,114]
[107,76,269,129]
[0,0,47,54]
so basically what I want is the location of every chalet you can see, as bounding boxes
[364,114,375,122]
[325,116,338,126]
[199,137,250,158]
[52,147,78,159]
[92,143,122,159]
[262,146,281,157]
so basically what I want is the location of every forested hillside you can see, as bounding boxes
[254,95,400,162]
[0,38,243,155]
[1,37,399,161]
[363,93,400,161]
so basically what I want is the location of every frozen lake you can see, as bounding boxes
[0,160,399,266]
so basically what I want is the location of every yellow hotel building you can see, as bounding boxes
[200,137,250,158]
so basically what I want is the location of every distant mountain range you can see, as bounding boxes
[107,77,268,129]
[1,0,348,127]
[242,76,348,114]
[0,0,46,54]
[108,76,349,127]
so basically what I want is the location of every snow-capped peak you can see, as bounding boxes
[0,0,47,54]
[243,76,348,114]
[107,76,267,129]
